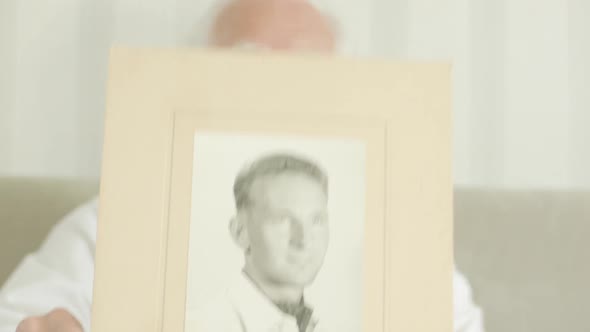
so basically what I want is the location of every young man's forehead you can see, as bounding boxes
[252,172,325,191]
[246,172,326,204]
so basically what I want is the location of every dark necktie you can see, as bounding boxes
[276,300,314,332]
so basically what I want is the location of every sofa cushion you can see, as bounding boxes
[0,177,99,285]
[455,188,590,332]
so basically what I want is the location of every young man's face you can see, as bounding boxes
[244,172,329,287]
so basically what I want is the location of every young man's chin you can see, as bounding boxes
[278,269,321,287]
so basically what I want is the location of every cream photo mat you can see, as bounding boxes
[92,48,453,332]
[169,115,384,332]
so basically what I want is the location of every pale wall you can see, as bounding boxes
[1,0,588,189]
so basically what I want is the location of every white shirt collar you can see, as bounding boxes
[228,272,320,331]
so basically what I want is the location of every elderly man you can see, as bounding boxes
[0,0,484,332]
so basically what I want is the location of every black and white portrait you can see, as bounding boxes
[185,131,366,332]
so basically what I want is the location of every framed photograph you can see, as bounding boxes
[92,49,452,332]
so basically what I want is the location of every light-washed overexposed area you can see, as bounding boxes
[0,0,588,189]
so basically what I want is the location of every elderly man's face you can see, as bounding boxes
[244,172,329,286]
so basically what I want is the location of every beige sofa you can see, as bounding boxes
[0,177,588,332]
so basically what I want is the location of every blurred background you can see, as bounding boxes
[0,0,588,331]
[0,0,588,189]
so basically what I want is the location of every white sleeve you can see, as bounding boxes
[453,267,485,332]
[0,198,98,332]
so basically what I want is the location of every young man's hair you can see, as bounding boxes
[233,152,328,209]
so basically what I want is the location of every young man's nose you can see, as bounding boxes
[289,220,311,249]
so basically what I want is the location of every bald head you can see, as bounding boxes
[209,0,336,52]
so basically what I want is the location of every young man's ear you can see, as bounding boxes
[229,212,250,252]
